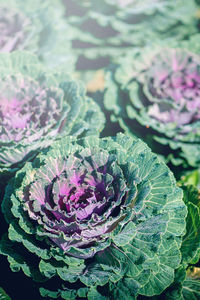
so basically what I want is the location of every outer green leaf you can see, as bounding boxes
[109,277,139,300]
[163,267,187,300]
[0,288,11,300]
[180,185,200,265]
[181,278,200,300]
[40,288,60,299]
[111,221,137,246]
[87,287,108,300]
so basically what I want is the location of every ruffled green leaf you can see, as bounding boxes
[180,185,200,265]
[181,277,200,300]
[0,288,11,300]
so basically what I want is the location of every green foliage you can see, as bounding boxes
[0,133,187,298]
[1,2,200,298]
[149,184,200,300]
[0,0,75,71]
[63,0,198,64]
[180,185,200,265]
[181,277,200,300]
[180,170,200,190]
[0,288,11,300]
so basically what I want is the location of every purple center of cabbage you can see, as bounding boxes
[24,154,127,252]
[1,97,30,129]
[0,75,62,143]
[51,170,111,221]
[146,49,200,125]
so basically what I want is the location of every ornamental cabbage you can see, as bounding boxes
[0,0,75,70]
[1,133,187,299]
[104,36,200,167]
[62,0,198,86]
[0,52,104,174]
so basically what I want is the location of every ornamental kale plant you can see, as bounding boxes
[104,36,200,167]
[1,133,187,299]
[0,0,75,70]
[62,0,199,86]
[0,52,104,175]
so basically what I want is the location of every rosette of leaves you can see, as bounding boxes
[0,51,104,176]
[62,0,198,87]
[104,36,200,167]
[0,0,75,71]
[1,133,187,299]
